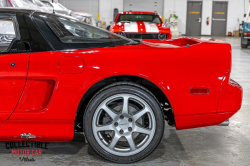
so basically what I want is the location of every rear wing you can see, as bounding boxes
[143,37,228,48]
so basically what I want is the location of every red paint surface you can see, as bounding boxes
[20,79,55,112]
[175,112,236,130]
[0,53,29,126]
[59,56,84,74]
[0,38,242,141]
[217,74,243,113]
[137,22,147,33]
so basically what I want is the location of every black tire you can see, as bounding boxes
[241,44,248,48]
[84,82,164,164]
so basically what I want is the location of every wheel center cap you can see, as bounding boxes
[119,119,129,129]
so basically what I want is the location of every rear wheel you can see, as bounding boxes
[84,83,164,163]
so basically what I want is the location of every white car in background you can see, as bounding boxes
[71,12,97,27]
[0,19,15,49]
[41,0,72,16]
[0,0,102,28]
[40,1,98,27]
[0,0,52,12]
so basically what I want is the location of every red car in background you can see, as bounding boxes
[109,11,171,40]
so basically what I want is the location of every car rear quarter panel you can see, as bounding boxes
[5,41,232,141]
[14,41,231,118]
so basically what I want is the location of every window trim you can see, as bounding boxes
[32,12,140,51]
[42,14,132,46]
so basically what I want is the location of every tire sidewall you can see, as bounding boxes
[84,84,164,163]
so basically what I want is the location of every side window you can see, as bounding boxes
[0,17,17,52]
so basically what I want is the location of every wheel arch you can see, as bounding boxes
[75,75,175,132]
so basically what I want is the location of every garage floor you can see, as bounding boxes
[0,36,249,166]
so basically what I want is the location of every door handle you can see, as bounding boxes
[212,18,226,21]
[198,18,201,22]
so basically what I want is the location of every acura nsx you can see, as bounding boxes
[0,8,242,163]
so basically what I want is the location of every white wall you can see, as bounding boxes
[227,0,247,34]
[201,0,248,35]
[164,0,248,35]
[99,0,123,23]
[164,0,187,35]
[201,0,212,35]
[58,0,99,18]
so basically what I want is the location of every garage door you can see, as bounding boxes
[186,1,202,36]
[124,0,164,16]
[59,0,99,19]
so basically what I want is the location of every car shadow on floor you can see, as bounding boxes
[0,129,191,163]
[140,129,192,163]
[86,128,192,163]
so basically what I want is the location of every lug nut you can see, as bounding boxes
[119,129,124,134]
[120,115,124,119]
[128,127,132,132]
[114,122,118,127]
[128,118,132,122]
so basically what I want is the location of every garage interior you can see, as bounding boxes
[58,0,247,36]
[0,0,249,165]
[1,37,249,166]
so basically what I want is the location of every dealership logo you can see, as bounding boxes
[5,141,49,162]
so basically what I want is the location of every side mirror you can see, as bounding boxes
[110,21,114,24]
[244,14,246,17]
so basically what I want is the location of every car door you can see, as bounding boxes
[0,15,29,126]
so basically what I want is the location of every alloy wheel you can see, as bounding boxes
[92,94,156,156]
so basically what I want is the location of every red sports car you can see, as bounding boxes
[0,9,242,164]
[109,11,172,40]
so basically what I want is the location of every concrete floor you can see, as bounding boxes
[0,36,249,166]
